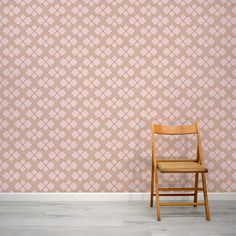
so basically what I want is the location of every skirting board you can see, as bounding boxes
[0,192,235,201]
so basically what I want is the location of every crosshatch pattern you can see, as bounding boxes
[0,0,235,192]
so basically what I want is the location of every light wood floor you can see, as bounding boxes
[0,200,235,236]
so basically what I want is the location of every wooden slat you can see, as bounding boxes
[159,187,203,191]
[159,193,195,196]
[152,124,197,135]
[160,202,205,206]
[156,159,197,162]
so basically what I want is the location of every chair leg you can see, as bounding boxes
[150,163,154,207]
[201,173,210,220]
[193,173,199,207]
[155,170,161,221]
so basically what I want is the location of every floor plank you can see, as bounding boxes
[0,200,235,236]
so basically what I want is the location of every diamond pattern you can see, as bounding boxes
[0,0,235,192]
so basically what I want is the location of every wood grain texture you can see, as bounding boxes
[152,124,197,135]
[0,201,235,236]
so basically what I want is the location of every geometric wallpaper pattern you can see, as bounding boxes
[0,0,235,192]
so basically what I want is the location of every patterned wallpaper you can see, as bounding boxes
[0,0,235,192]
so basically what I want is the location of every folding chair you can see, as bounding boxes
[150,122,210,221]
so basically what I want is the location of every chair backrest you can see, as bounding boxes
[152,124,197,135]
[151,122,203,164]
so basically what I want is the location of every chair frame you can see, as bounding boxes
[150,122,210,221]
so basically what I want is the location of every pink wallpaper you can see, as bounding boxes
[0,0,235,192]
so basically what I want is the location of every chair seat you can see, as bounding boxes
[157,161,208,173]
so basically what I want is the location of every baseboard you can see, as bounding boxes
[0,192,235,201]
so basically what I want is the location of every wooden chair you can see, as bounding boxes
[150,122,210,221]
